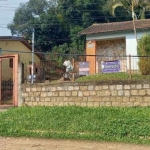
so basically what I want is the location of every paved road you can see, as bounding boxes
[0,137,150,150]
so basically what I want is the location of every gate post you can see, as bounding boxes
[13,54,19,106]
[18,63,23,106]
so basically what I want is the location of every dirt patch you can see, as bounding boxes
[0,137,150,150]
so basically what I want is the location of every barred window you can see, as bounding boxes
[9,58,13,68]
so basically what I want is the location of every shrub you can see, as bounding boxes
[138,33,150,75]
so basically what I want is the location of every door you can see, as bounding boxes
[0,55,18,106]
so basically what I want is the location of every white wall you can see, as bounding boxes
[86,30,150,56]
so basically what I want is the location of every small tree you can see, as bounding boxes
[138,33,150,75]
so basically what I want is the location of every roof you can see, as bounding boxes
[79,19,150,35]
[0,36,43,59]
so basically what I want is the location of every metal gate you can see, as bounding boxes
[0,55,18,106]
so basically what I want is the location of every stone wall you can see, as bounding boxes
[22,81,150,107]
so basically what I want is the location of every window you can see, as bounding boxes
[9,58,13,68]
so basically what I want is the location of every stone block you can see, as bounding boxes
[57,86,63,91]
[141,103,148,107]
[134,102,141,106]
[136,97,144,102]
[86,102,94,107]
[63,97,68,102]
[111,90,118,96]
[80,86,88,90]
[52,92,59,96]
[83,91,90,96]
[47,92,53,96]
[51,87,57,91]
[146,89,150,95]
[116,85,123,90]
[90,91,97,96]
[105,102,111,107]
[22,92,28,97]
[143,84,150,89]
[110,85,115,90]
[45,97,50,101]
[118,90,124,96]
[131,90,138,96]
[93,102,100,107]
[74,86,79,90]
[102,85,109,90]
[139,90,146,96]
[131,84,136,88]
[26,87,31,92]
[68,86,74,91]
[88,85,94,90]
[59,92,66,96]
[102,97,110,102]
[123,97,130,102]
[126,102,134,107]
[112,102,121,106]
[41,92,47,97]
[31,87,36,92]
[136,84,142,89]
[78,91,83,97]
[72,91,78,96]
[130,97,136,102]
[66,91,72,96]
[42,87,46,91]
[99,102,105,106]
[95,86,102,90]
[34,92,40,96]
[124,85,130,90]
[145,97,150,102]
[124,90,130,96]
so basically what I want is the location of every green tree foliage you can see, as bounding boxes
[103,0,150,20]
[138,34,150,75]
[7,0,150,54]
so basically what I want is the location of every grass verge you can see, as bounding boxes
[0,106,150,145]
[75,72,150,82]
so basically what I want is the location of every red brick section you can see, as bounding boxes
[79,19,150,35]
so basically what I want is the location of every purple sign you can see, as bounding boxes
[79,61,89,75]
[101,60,120,73]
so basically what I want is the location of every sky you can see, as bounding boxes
[0,0,29,36]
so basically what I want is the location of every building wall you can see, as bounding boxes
[22,82,150,107]
[0,40,40,65]
[0,40,41,81]
[86,30,150,56]
[86,40,96,74]
[86,30,150,73]
[96,38,126,73]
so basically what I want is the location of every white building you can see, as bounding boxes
[79,19,150,74]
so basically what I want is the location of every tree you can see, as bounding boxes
[103,0,150,44]
[138,33,150,75]
[7,0,63,52]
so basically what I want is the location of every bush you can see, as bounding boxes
[138,34,150,75]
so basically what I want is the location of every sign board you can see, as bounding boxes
[101,60,120,73]
[27,75,36,82]
[78,62,89,75]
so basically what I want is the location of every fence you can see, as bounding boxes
[22,54,150,83]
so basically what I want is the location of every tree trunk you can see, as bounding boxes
[132,0,138,46]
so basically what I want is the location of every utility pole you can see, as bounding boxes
[31,28,35,83]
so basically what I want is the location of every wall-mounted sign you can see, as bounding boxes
[78,61,89,75]
[87,40,94,48]
[101,60,120,73]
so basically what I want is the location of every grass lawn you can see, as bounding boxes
[75,72,150,82]
[0,106,150,145]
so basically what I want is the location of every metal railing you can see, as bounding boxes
[21,54,150,83]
